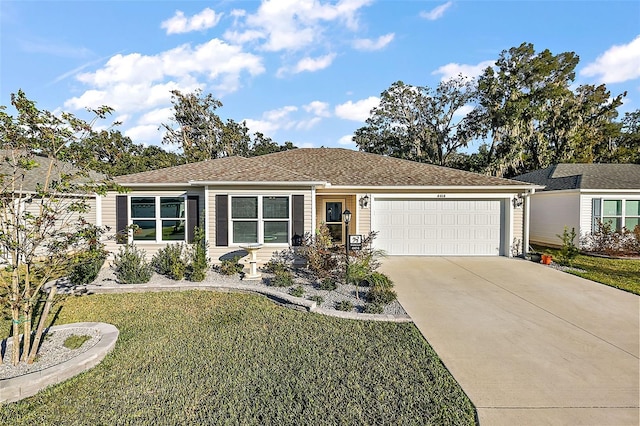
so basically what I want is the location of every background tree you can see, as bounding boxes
[64,129,183,176]
[612,109,640,164]
[249,133,298,156]
[354,76,477,166]
[162,89,252,162]
[0,90,113,366]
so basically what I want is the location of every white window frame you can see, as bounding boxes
[593,198,640,232]
[129,195,187,243]
[229,195,291,245]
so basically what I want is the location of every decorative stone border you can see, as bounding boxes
[78,281,413,322]
[0,322,119,404]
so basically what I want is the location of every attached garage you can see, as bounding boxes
[372,198,505,256]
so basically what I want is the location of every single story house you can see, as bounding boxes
[0,149,103,263]
[102,148,538,262]
[514,163,640,247]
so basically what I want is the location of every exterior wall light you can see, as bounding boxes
[359,195,370,208]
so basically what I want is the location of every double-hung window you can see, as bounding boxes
[593,198,640,231]
[231,196,290,244]
[131,196,186,241]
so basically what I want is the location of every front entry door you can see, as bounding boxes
[324,200,344,243]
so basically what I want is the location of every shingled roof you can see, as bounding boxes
[116,148,531,188]
[514,163,640,190]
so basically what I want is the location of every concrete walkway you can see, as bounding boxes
[380,256,639,426]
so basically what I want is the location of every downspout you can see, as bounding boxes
[204,185,210,245]
[523,188,534,255]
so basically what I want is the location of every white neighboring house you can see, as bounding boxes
[514,163,640,247]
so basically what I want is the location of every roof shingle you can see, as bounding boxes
[514,163,640,190]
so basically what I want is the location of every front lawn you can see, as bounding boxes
[0,291,476,425]
[533,246,640,295]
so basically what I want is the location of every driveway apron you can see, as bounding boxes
[380,256,639,426]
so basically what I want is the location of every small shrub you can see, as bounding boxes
[152,243,187,280]
[298,224,338,278]
[219,256,244,276]
[319,277,337,290]
[63,334,91,350]
[112,244,152,284]
[335,300,354,311]
[308,295,324,304]
[362,271,393,288]
[363,303,384,314]
[188,225,210,282]
[556,227,580,266]
[69,249,106,285]
[270,269,294,287]
[262,258,289,274]
[289,285,305,297]
[366,286,397,305]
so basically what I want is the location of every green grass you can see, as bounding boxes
[533,246,640,295]
[0,292,476,425]
[63,334,91,350]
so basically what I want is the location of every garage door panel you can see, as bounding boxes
[373,198,503,256]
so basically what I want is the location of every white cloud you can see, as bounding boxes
[352,33,394,51]
[125,124,163,144]
[65,38,264,112]
[161,8,222,35]
[296,117,322,130]
[303,101,331,117]
[227,0,373,52]
[452,104,474,118]
[293,53,337,73]
[338,135,355,145]
[432,60,494,81]
[420,1,452,21]
[244,105,298,136]
[581,35,640,84]
[334,96,379,121]
[137,107,173,126]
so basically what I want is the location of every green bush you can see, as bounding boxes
[363,303,384,314]
[151,243,187,280]
[362,271,393,288]
[556,226,580,266]
[188,225,210,282]
[298,224,338,278]
[219,256,244,276]
[289,285,305,298]
[112,244,152,284]
[262,250,294,273]
[69,249,106,285]
[307,295,324,304]
[366,286,397,305]
[270,269,294,287]
[335,300,354,311]
[319,277,337,290]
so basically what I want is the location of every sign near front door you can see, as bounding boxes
[349,234,363,250]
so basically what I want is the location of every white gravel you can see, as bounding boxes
[78,264,408,316]
[0,327,100,380]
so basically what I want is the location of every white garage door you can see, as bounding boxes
[373,199,503,255]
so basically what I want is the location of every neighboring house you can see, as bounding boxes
[514,163,640,247]
[0,150,104,263]
[102,148,537,262]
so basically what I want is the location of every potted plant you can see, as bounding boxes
[541,253,553,265]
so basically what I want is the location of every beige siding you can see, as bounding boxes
[357,193,372,235]
[512,204,524,255]
[102,187,205,259]
[207,187,313,264]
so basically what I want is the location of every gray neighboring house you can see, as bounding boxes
[0,150,103,264]
[514,163,640,247]
[102,148,537,262]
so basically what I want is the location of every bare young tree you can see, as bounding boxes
[0,90,113,366]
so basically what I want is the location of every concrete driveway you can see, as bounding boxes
[379,257,639,426]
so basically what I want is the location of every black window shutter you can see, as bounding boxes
[216,195,228,247]
[186,196,199,243]
[116,195,128,244]
[292,195,304,242]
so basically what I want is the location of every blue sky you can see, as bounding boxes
[1,1,639,151]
